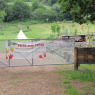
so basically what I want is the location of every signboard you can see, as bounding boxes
[6,41,46,59]
[77,48,95,64]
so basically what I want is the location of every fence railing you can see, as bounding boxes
[0,38,75,67]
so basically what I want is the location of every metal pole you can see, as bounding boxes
[32,39,33,66]
[8,40,10,67]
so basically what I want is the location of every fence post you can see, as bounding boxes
[8,40,10,67]
[74,47,78,70]
[32,39,33,66]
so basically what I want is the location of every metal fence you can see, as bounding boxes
[0,38,75,67]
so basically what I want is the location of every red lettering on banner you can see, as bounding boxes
[23,44,26,47]
[20,44,22,47]
[35,43,44,46]
[27,45,34,47]
[30,45,34,47]
[18,44,20,47]
[25,44,26,47]
[41,43,44,46]
[35,44,38,46]
[18,43,44,47]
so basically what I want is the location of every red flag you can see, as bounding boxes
[82,25,84,31]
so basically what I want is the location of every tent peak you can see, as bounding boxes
[16,30,27,39]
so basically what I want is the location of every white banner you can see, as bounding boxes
[6,41,46,59]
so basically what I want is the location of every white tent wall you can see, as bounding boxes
[16,30,27,39]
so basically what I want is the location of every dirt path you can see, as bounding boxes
[0,65,67,95]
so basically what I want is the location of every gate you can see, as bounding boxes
[0,38,74,67]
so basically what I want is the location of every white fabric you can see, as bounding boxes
[16,30,27,39]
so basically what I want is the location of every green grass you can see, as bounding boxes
[10,80,19,84]
[57,69,95,82]
[63,80,70,84]
[9,76,19,79]
[26,77,33,79]
[71,70,95,82]
[0,20,95,39]
[3,91,6,93]
[64,84,82,95]
[57,68,95,95]
[80,64,95,71]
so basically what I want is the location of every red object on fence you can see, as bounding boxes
[39,55,43,58]
[6,55,8,59]
[82,25,84,31]
[43,53,46,57]
[9,54,14,59]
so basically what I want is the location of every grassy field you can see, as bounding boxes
[0,20,95,39]
[56,64,95,95]
[0,20,95,95]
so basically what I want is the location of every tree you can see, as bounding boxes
[31,0,39,11]
[58,0,95,24]
[32,8,45,20]
[44,9,57,22]
[51,0,57,5]
[56,24,61,36]
[0,11,6,22]
[12,0,31,21]
[0,0,7,11]
[51,22,57,36]
[0,0,7,22]
[47,0,52,6]
[51,22,61,36]
[52,3,62,13]
[4,4,13,22]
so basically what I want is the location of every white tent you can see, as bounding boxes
[16,30,27,39]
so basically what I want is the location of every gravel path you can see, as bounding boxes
[0,65,67,95]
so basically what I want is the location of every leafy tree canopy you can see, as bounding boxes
[12,0,31,21]
[0,11,6,22]
[31,0,39,11]
[0,0,8,11]
[58,0,95,24]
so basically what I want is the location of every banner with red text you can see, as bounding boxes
[6,41,46,59]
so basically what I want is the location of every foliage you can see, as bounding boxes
[0,11,7,22]
[0,0,8,11]
[44,9,57,22]
[56,24,61,34]
[41,0,57,5]
[4,5,13,22]
[0,0,72,22]
[51,22,57,35]
[74,28,77,35]
[52,3,62,13]
[0,0,8,22]
[63,19,66,23]
[38,4,46,10]
[63,12,72,21]
[47,0,52,6]
[51,22,61,36]
[12,0,31,21]
[46,18,49,23]
[32,8,45,20]
[51,0,57,5]
[31,0,39,11]
[58,0,95,24]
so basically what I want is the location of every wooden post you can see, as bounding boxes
[74,48,78,70]
[85,35,87,42]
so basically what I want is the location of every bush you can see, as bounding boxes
[12,0,31,21]
[47,34,55,39]
[74,29,77,35]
